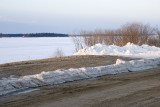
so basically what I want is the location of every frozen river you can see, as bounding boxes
[0,37,74,64]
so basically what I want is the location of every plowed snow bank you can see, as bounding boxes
[0,58,160,96]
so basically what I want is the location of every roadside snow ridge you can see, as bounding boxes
[0,58,160,96]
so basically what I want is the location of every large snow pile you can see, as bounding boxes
[74,43,160,59]
[0,58,160,96]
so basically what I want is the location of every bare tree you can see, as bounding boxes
[157,29,160,46]
[70,34,84,52]
[53,48,64,57]
[120,23,155,45]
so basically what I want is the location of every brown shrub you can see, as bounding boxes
[120,23,155,45]
[147,30,160,47]
[71,23,158,51]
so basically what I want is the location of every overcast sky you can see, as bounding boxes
[0,0,160,34]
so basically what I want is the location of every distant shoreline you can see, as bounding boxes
[0,36,69,38]
[0,33,69,37]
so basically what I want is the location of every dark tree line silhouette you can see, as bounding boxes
[0,33,68,37]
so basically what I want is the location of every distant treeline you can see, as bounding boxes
[0,33,68,37]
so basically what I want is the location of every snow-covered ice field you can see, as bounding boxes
[1,37,160,64]
[0,37,74,64]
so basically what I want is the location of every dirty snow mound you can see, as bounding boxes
[0,58,160,96]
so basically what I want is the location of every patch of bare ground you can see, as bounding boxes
[0,55,134,79]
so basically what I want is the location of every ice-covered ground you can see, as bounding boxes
[1,38,160,64]
[75,43,160,59]
[12,88,40,95]
[0,37,74,64]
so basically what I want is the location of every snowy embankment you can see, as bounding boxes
[74,43,160,59]
[0,58,160,96]
[1,43,160,96]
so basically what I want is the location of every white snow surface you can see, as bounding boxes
[0,58,160,96]
[0,37,74,64]
[74,43,160,59]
